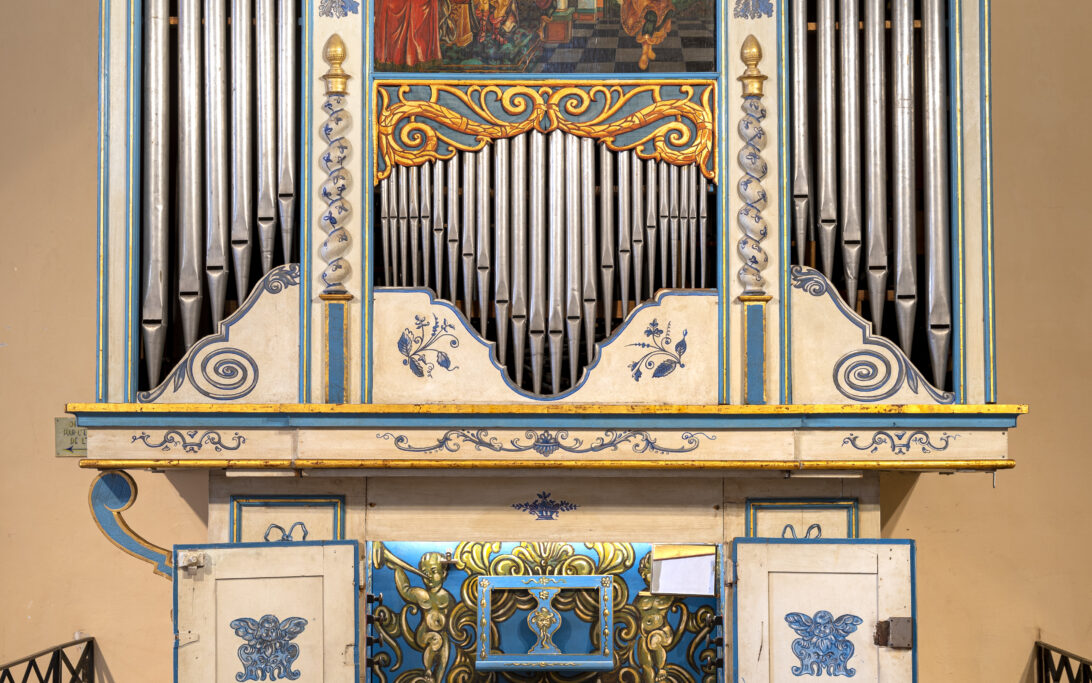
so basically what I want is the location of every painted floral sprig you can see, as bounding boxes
[397,314,460,378]
[628,319,687,381]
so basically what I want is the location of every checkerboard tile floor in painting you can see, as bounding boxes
[532,17,716,73]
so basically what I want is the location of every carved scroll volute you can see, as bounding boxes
[318,34,353,297]
[737,35,770,295]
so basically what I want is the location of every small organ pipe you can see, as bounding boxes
[699,174,708,287]
[494,139,511,363]
[547,131,566,394]
[446,158,460,301]
[380,178,392,285]
[461,152,476,319]
[599,147,615,334]
[397,164,409,286]
[408,164,421,286]
[432,160,445,295]
[632,155,645,306]
[277,0,297,264]
[529,132,548,394]
[580,137,598,361]
[256,0,277,274]
[840,0,862,307]
[476,146,492,336]
[510,134,529,387]
[790,0,811,264]
[565,133,583,388]
[229,0,254,300]
[657,162,669,291]
[617,150,632,316]
[669,163,680,288]
[205,0,229,327]
[924,0,951,385]
[420,161,432,290]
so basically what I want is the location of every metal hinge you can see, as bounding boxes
[175,630,199,646]
[874,618,914,649]
[176,551,207,573]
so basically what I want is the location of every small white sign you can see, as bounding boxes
[54,417,87,457]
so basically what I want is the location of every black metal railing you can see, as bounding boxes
[1039,641,1092,683]
[0,637,94,683]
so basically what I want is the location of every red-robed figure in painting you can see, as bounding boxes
[375,0,442,67]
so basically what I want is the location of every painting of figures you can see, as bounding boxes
[373,0,716,72]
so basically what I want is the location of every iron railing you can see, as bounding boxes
[0,637,94,683]
[1039,641,1092,683]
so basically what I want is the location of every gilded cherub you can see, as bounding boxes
[386,550,455,683]
[631,553,679,683]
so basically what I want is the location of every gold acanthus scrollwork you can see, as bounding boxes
[374,82,717,184]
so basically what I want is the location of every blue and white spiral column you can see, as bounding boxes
[318,34,352,402]
[737,35,770,404]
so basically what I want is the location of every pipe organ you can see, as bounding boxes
[75,1,1024,681]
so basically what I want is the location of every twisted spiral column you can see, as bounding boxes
[737,35,769,295]
[319,35,353,296]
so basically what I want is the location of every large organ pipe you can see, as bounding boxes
[509,135,528,385]
[839,0,862,308]
[564,134,583,387]
[924,0,951,385]
[205,0,229,327]
[445,158,460,300]
[864,0,888,330]
[815,0,837,278]
[142,0,169,385]
[178,0,204,347]
[547,131,566,394]
[580,137,598,361]
[790,0,811,265]
[277,0,297,263]
[617,151,632,316]
[893,0,918,354]
[431,160,445,294]
[461,152,476,319]
[420,162,432,289]
[229,0,254,300]
[408,165,421,287]
[476,146,492,335]
[493,139,511,361]
[599,147,615,333]
[256,0,278,274]
[528,132,548,394]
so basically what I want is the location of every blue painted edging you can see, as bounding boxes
[95,0,111,403]
[172,540,360,683]
[229,495,347,543]
[730,538,917,682]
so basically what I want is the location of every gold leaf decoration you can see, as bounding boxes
[373,81,717,184]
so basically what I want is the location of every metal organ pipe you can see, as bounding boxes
[864,0,888,331]
[547,131,566,394]
[509,135,528,386]
[142,0,169,386]
[893,0,918,354]
[255,0,277,274]
[839,0,862,308]
[493,139,511,362]
[617,151,632,316]
[178,0,204,347]
[528,132,548,395]
[790,0,811,266]
[276,0,297,264]
[230,0,255,303]
[205,0,229,328]
[923,0,952,385]
[815,0,837,278]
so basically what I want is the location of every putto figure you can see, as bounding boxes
[784,610,864,677]
[229,614,309,682]
[621,0,675,70]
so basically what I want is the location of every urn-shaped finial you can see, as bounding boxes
[738,35,767,97]
[322,34,350,95]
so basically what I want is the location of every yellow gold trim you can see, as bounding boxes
[319,292,354,302]
[738,35,767,97]
[738,294,772,303]
[372,80,717,184]
[80,458,1015,471]
[66,402,1028,415]
[321,34,350,95]
[652,544,716,560]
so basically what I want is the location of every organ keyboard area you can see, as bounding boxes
[376,140,713,396]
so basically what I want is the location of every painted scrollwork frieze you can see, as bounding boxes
[374,82,717,183]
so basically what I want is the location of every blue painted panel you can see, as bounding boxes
[328,302,347,402]
[366,542,722,683]
[743,301,766,405]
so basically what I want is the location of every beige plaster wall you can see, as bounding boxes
[0,1,1087,681]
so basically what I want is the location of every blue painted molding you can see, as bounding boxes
[230,615,308,681]
[512,492,579,520]
[326,301,349,402]
[377,429,715,456]
[89,471,173,579]
[842,431,957,456]
[476,574,614,671]
[138,264,300,403]
[131,430,246,453]
[791,266,956,404]
[741,298,768,404]
[230,495,346,543]
[745,499,859,538]
[785,610,863,677]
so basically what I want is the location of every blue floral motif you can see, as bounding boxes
[628,319,687,381]
[376,429,714,457]
[842,431,957,455]
[131,430,245,453]
[230,615,308,681]
[398,314,460,378]
[512,491,579,520]
[733,0,774,18]
[784,610,863,677]
[318,0,360,18]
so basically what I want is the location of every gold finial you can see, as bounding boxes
[322,34,350,96]
[738,35,767,97]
